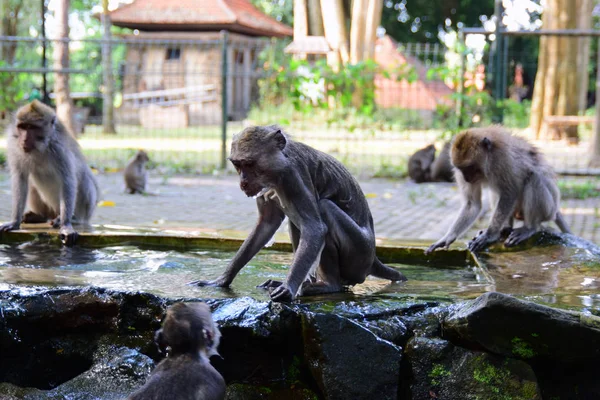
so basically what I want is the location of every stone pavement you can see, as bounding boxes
[0,171,597,245]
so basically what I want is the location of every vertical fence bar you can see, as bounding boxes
[221,30,229,170]
[591,37,600,167]
[456,28,465,128]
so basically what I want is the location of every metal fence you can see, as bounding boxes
[0,33,598,178]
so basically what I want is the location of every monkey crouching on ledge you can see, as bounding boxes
[124,150,150,194]
[128,302,225,400]
[0,100,99,245]
[426,126,571,254]
[190,125,406,302]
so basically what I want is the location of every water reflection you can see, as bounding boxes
[0,240,598,311]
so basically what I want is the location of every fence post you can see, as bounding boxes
[220,30,229,170]
[591,37,600,167]
[492,0,504,123]
[456,28,465,128]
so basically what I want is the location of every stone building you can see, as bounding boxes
[109,0,292,127]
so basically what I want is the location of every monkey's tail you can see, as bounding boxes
[371,258,407,282]
[555,211,572,234]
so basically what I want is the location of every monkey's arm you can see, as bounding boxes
[189,198,285,287]
[269,186,327,302]
[468,191,517,252]
[56,153,79,245]
[426,180,482,254]
[0,171,28,232]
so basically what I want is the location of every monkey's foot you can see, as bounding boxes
[187,277,230,287]
[257,279,283,290]
[59,226,79,246]
[467,231,499,252]
[0,221,21,232]
[504,227,536,247]
[22,212,49,223]
[50,217,61,228]
[300,281,343,296]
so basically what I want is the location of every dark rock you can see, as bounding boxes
[442,292,600,362]
[359,315,409,346]
[302,312,401,400]
[0,346,154,399]
[405,337,541,400]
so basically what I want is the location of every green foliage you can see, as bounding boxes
[511,337,536,359]
[558,179,600,200]
[429,363,451,385]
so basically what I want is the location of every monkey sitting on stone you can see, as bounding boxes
[190,125,406,302]
[128,302,225,400]
[124,150,150,194]
[0,100,99,245]
[408,143,454,183]
[426,126,571,253]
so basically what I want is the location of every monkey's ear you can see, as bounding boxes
[270,130,287,151]
[481,137,492,151]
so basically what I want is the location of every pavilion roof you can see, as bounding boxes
[109,0,293,38]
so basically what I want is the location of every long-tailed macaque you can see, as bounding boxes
[426,126,571,253]
[408,144,435,183]
[408,143,454,183]
[124,150,149,194]
[190,126,406,302]
[430,141,454,182]
[0,101,99,245]
[128,302,225,400]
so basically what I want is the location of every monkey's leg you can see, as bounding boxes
[25,186,56,223]
[297,236,344,296]
[22,212,49,223]
[505,174,552,247]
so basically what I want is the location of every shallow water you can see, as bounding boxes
[0,240,487,302]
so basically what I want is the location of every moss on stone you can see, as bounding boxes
[511,337,536,359]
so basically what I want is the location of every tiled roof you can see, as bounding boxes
[109,0,293,38]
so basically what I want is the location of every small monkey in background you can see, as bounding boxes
[430,141,454,182]
[124,150,150,194]
[128,302,225,400]
[408,144,435,183]
[426,126,570,253]
[0,100,99,245]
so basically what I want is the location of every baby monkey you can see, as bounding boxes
[124,150,150,194]
[128,302,225,400]
[0,100,99,245]
[427,126,570,253]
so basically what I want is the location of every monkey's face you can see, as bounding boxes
[136,150,150,163]
[457,164,484,184]
[229,156,267,197]
[15,122,50,154]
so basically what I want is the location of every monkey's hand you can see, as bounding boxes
[188,276,231,288]
[0,221,21,232]
[467,230,499,252]
[59,225,79,246]
[268,283,295,302]
[257,279,283,289]
[425,238,453,254]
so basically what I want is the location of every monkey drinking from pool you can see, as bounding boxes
[190,126,406,302]
[128,302,225,400]
[426,126,571,254]
[0,100,99,245]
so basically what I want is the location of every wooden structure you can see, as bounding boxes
[109,0,292,126]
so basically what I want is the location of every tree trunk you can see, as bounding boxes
[320,0,349,69]
[53,0,76,135]
[529,33,547,138]
[349,0,367,64]
[556,0,579,143]
[102,0,116,133]
[576,0,592,114]
[294,0,308,39]
[363,0,383,60]
[307,0,324,37]
[540,0,559,139]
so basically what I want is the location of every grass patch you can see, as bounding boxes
[558,179,600,199]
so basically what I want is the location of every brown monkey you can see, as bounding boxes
[426,126,571,253]
[190,126,406,302]
[0,100,99,245]
[124,150,150,194]
[408,144,435,183]
[430,141,454,182]
[128,302,225,400]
